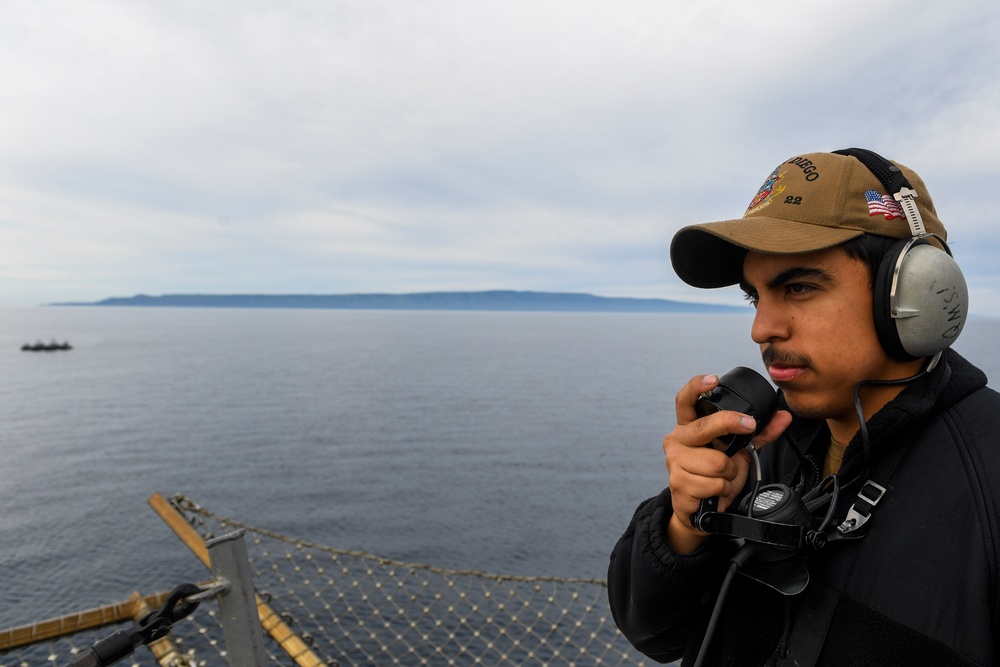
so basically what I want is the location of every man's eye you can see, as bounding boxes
[742,292,758,307]
[787,284,814,296]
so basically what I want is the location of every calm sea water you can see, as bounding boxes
[2,307,998,629]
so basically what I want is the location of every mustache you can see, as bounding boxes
[762,346,812,368]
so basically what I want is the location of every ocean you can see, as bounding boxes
[2,307,999,631]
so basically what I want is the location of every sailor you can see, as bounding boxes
[607,149,1000,666]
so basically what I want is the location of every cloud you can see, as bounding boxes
[1,0,998,312]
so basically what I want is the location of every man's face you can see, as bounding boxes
[741,247,904,424]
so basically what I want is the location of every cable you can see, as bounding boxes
[813,474,840,534]
[745,444,763,519]
[692,543,758,667]
[842,362,933,492]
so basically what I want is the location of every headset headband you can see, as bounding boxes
[833,148,927,237]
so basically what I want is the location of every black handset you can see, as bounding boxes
[691,367,778,529]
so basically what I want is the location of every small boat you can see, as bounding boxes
[20,340,73,352]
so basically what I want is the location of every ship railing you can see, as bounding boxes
[0,493,650,666]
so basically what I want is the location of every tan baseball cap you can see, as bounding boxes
[670,150,947,288]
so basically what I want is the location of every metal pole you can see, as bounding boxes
[206,529,268,667]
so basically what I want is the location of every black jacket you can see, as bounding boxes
[608,350,1000,666]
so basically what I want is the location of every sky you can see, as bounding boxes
[2,0,999,313]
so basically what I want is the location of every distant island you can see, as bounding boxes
[52,290,747,314]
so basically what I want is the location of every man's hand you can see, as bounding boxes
[663,373,792,554]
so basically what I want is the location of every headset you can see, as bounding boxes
[832,148,968,362]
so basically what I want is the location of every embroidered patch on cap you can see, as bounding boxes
[745,167,785,215]
[864,190,905,220]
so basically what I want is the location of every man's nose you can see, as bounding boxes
[750,298,789,345]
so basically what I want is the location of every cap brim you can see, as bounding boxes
[670,217,864,288]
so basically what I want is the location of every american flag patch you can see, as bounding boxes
[864,190,905,220]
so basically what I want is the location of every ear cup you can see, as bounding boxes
[873,239,968,360]
[873,239,912,360]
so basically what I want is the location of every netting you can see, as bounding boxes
[1,495,650,666]
[0,597,300,667]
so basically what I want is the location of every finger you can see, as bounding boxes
[672,410,758,450]
[750,409,793,449]
[675,374,719,424]
[669,463,745,518]
[668,444,741,481]
[665,445,745,518]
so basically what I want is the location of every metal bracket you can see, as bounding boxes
[837,481,887,534]
[206,529,268,667]
[893,186,927,236]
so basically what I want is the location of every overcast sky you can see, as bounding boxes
[2,0,998,313]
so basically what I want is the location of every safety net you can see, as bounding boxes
[1,494,650,667]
